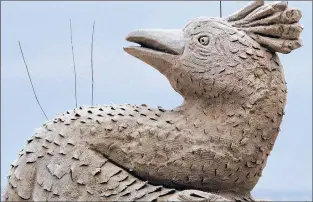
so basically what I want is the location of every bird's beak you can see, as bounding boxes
[124,29,185,74]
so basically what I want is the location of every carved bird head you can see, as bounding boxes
[124,1,302,105]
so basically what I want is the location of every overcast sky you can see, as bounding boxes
[1,1,312,200]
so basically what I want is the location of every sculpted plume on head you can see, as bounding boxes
[226,0,303,54]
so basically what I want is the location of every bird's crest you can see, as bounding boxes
[226,0,303,54]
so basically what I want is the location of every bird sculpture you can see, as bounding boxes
[4,1,303,201]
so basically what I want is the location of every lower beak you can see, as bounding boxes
[124,29,185,74]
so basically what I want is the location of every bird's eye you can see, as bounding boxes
[198,36,209,46]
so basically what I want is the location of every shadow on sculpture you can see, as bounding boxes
[4,1,303,201]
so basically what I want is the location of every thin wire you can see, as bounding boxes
[18,41,49,121]
[91,21,95,106]
[70,19,78,108]
[220,0,222,18]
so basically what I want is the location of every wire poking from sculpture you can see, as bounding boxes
[220,1,222,18]
[91,21,95,106]
[70,19,78,108]
[18,41,49,121]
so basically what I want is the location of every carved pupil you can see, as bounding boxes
[198,36,209,46]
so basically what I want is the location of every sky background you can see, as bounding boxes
[1,1,312,200]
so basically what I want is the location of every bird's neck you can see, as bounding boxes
[176,87,285,153]
[177,97,245,119]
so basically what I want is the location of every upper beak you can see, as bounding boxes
[124,29,185,55]
[124,29,185,74]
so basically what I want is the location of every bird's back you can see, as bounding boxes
[4,104,180,201]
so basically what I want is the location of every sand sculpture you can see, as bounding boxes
[4,1,303,201]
